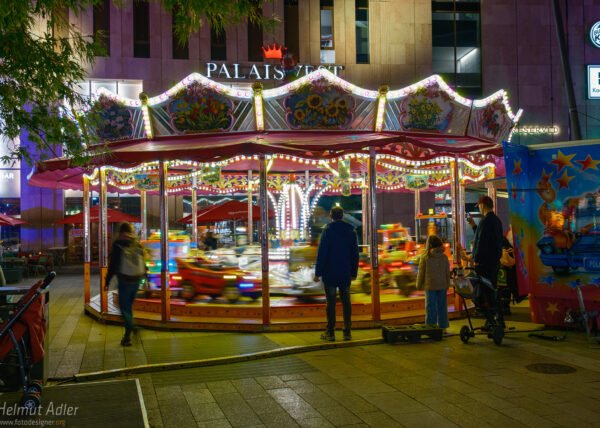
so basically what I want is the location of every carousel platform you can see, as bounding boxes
[85,291,469,332]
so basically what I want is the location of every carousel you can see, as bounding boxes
[29,69,522,331]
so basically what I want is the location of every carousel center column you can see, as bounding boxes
[83,175,91,304]
[368,149,380,323]
[159,159,171,322]
[99,167,108,313]
[259,155,270,326]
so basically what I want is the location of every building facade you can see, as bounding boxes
[13,0,600,250]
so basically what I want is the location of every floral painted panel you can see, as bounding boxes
[385,83,470,135]
[468,99,514,143]
[92,95,134,140]
[168,83,233,133]
[284,79,355,129]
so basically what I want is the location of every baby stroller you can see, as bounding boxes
[452,267,505,345]
[0,272,55,409]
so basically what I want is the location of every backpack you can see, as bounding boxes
[119,244,146,277]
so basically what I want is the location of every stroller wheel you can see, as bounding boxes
[26,381,43,394]
[19,393,41,410]
[460,326,471,343]
[493,326,504,346]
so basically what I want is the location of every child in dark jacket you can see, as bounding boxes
[416,235,451,331]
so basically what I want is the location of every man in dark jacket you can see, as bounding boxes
[468,196,504,286]
[313,206,359,341]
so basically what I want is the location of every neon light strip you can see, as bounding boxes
[95,88,141,107]
[386,75,472,107]
[262,69,378,100]
[147,73,253,105]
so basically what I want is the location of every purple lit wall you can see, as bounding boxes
[19,127,64,252]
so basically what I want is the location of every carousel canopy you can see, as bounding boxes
[29,69,521,195]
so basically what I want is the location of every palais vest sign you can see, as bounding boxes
[205,62,344,81]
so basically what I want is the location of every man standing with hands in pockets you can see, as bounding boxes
[314,206,359,341]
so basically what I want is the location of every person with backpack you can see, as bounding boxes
[105,222,146,346]
[416,235,451,333]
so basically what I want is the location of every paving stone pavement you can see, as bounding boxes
[41,272,600,427]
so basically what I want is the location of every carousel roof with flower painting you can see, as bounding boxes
[29,69,521,195]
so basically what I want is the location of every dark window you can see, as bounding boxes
[172,6,189,59]
[431,0,481,97]
[355,0,369,63]
[133,0,150,58]
[247,9,264,61]
[210,26,227,61]
[93,0,110,56]
[284,0,299,61]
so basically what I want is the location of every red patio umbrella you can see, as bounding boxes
[178,200,273,224]
[55,206,140,225]
[0,213,26,226]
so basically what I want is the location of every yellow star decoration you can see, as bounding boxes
[555,169,574,189]
[512,159,523,176]
[550,149,576,172]
[546,302,560,316]
[575,155,600,171]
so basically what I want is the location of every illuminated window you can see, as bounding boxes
[432,0,481,98]
[133,0,150,58]
[93,0,110,56]
[355,0,369,64]
[320,0,335,63]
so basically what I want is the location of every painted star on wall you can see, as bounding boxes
[590,277,600,287]
[550,149,576,172]
[546,302,560,316]
[567,278,582,289]
[539,274,556,287]
[540,168,553,182]
[513,159,523,176]
[555,169,574,189]
[575,155,600,171]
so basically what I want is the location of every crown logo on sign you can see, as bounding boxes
[262,43,284,60]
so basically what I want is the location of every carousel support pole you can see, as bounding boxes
[449,157,462,265]
[83,176,91,304]
[305,170,310,241]
[191,182,198,248]
[99,167,108,313]
[159,160,170,322]
[247,170,253,244]
[414,189,421,243]
[259,155,270,326]
[362,175,368,246]
[450,158,463,312]
[367,149,380,323]
[140,190,147,240]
